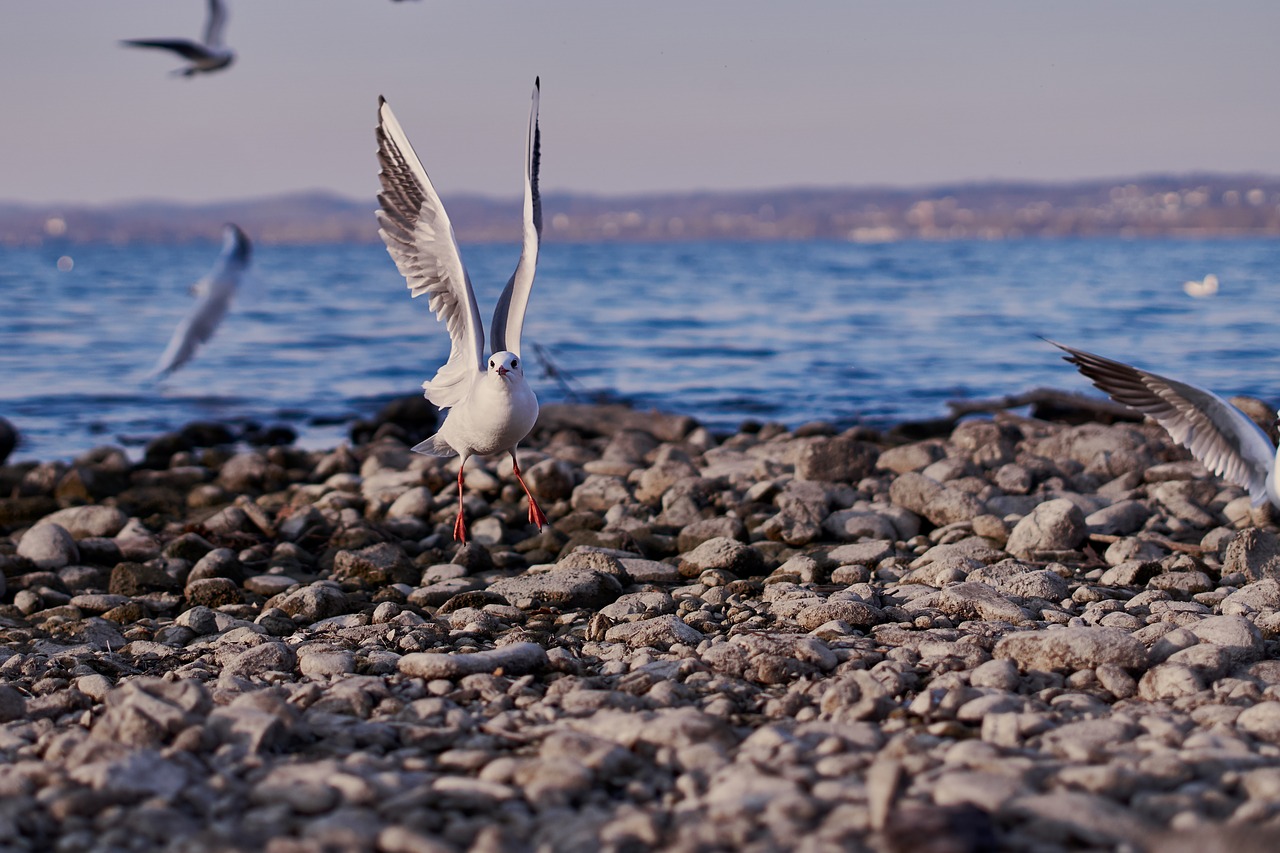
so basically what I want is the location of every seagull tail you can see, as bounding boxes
[411,432,458,458]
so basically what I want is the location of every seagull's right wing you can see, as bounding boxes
[376,97,485,409]
[203,0,229,48]
[1053,341,1277,505]
[490,78,541,357]
[120,39,213,61]
[150,224,250,379]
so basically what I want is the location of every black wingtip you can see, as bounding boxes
[534,76,540,90]
[378,94,387,107]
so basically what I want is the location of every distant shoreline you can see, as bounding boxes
[5,172,1280,246]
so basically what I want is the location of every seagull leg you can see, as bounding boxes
[510,451,548,530]
[453,461,468,542]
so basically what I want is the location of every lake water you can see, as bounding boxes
[3,237,1279,462]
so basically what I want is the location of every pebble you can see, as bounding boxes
[16,522,79,569]
[3,403,1280,851]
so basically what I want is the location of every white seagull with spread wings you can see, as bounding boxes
[122,0,235,77]
[150,223,251,380]
[376,79,547,542]
[1052,340,1280,508]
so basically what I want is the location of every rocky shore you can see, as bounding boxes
[3,400,1280,852]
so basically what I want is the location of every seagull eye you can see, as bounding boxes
[511,358,518,368]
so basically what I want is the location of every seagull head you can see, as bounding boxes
[487,351,523,380]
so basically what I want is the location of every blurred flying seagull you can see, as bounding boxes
[121,0,235,77]
[150,224,251,379]
[1183,273,1219,298]
[1051,340,1280,508]
[376,79,545,542]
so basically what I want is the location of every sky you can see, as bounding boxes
[4,0,1280,206]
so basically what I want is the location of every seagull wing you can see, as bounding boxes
[376,97,484,409]
[203,0,229,48]
[150,224,251,379]
[489,78,541,358]
[1052,341,1277,505]
[121,39,215,61]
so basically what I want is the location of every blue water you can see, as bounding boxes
[3,238,1280,462]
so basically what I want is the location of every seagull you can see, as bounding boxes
[121,0,235,77]
[1183,273,1219,298]
[150,224,251,379]
[375,79,546,542]
[1051,340,1280,509]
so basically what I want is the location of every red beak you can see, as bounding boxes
[497,366,509,376]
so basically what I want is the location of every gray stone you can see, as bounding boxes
[332,542,417,586]
[822,508,899,542]
[223,642,298,680]
[0,684,27,722]
[1138,663,1205,700]
[677,516,747,551]
[207,691,298,752]
[385,485,434,519]
[1040,718,1139,761]
[1237,701,1280,744]
[701,633,837,685]
[41,505,129,538]
[1099,560,1162,587]
[827,540,894,568]
[570,474,631,512]
[275,582,349,623]
[487,567,623,609]
[794,435,878,482]
[677,536,764,578]
[599,590,676,621]
[619,558,682,584]
[994,627,1148,672]
[400,642,549,679]
[1187,615,1264,665]
[298,649,357,678]
[1006,499,1086,558]
[876,442,944,474]
[1084,500,1152,535]
[68,747,189,801]
[795,600,885,631]
[604,614,704,649]
[17,523,79,570]
[937,582,1033,624]
[218,452,272,492]
[1224,528,1280,582]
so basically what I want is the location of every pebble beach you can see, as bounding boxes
[4,399,1280,852]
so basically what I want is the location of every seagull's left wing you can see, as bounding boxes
[376,97,485,409]
[490,78,542,357]
[1053,341,1277,505]
[203,0,229,48]
[150,224,251,379]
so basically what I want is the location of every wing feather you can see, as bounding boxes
[376,97,484,409]
[490,78,541,357]
[1052,341,1276,505]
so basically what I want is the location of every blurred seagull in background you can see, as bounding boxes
[1183,273,1219,298]
[1051,340,1280,509]
[376,79,545,542]
[121,0,235,77]
[150,224,251,380]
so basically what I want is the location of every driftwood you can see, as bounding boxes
[888,387,1142,440]
[947,387,1142,423]
[1088,532,1208,556]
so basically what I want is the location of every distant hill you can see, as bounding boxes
[5,173,1280,246]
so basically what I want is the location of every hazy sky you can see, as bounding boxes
[5,0,1280,205]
